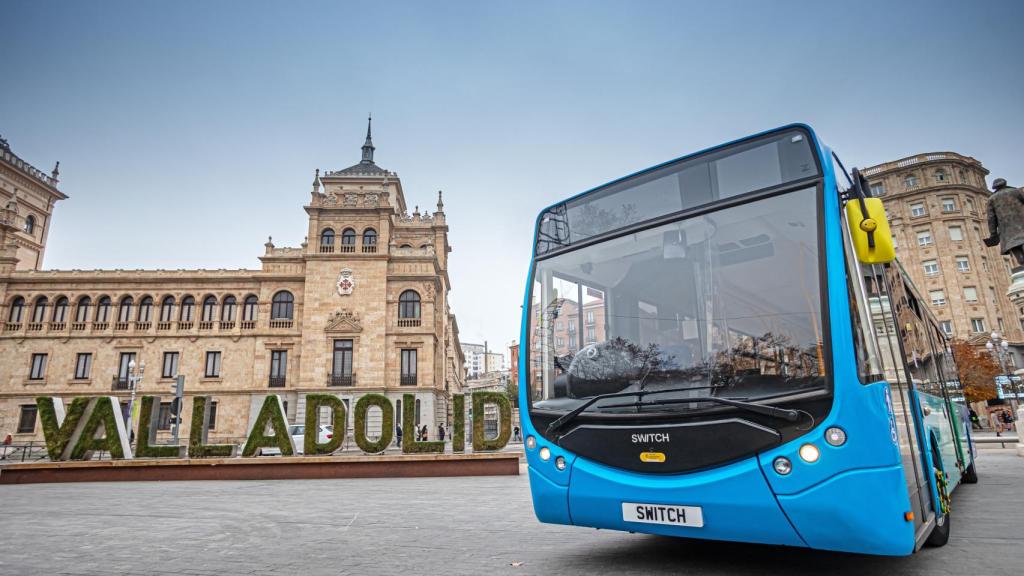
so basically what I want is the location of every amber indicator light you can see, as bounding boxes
[640,452,666,463]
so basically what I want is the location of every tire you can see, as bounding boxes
[925,444,951,548]
[962,460,979,484]
[925,503,951,547]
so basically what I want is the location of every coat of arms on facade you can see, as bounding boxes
[336,268,355,296]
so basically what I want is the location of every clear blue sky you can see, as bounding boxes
[2,0,1022,351]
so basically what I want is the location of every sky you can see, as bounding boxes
[2,0,1022,352]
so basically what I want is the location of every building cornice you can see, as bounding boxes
[862,152,987,178]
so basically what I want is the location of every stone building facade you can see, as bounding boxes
[862,151,1022,364]
[0,122,466,444]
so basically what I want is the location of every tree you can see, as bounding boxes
[505,378,519,408]
[949,340,1000,404]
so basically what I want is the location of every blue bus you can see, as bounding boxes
[519,124,977,556]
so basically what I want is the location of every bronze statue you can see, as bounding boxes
[985,178,1024,272]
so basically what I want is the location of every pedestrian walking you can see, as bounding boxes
[969,408,982,430]
[421,424,429,442]
[1001,409,1015,432]
[513,426,521,442]
[396,423,403,447]
[438,423,446,442]
[989,410,1004,436]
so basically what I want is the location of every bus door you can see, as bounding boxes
[867,265,935,536]
[927,323,967,474]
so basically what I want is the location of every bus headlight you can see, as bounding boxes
[539,447,551,461]
[525,436,537,450]
[799,443,821,463]
[824,427,847,447]
[555,456,566,471]
[773,456,792,475]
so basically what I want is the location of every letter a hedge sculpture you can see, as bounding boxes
[242,395,295,457]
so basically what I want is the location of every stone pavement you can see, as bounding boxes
[0,450,1021,576]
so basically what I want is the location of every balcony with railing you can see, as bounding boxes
[136,322,151,331]
[114,322,131,332]
[328,373,356,387]
[362,244,377,253]
[268,375,286,388]
[178,321,194,330]
[198,321,214,331]
[71,322,86,331]
[111,376,131,391]
[4,322,21,332]
[27,323,43,332]
[219,321,235,331]
[51,322,66,332]
[400,375,417,386]
[92,322,109,332]
[156,321,172,331]
[320,244,335,253]
[240,320,256,330]
[340,244,356,253]
[397,318,421,328]
[269,319,293,329]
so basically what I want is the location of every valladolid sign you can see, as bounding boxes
[34,392,512,461]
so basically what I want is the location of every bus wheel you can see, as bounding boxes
[925,450,951,547]
[962,460,979,484]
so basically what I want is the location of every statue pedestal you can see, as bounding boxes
[1009,270,1024,304]
[1005,271,1024,457]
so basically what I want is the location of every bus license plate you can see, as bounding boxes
[622,502,704,528]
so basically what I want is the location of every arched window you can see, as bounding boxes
[399,290,421,319]
[159,296,175,322]
[32,296,48,323]
[320,228,335,251]
[242,295,258,322]
[24,215,35,235]
[400,244,412,249]
[8,296,25,323]
[339,227,356,245]
[180,296,195,322]
[96,296,111,323]
[222,296,237,322]
[271,291,294,320]
[53,297,69,323]
[118,296,134,323]
[363,228,377,246]
[201,295,217,322]
[75,296,91,323]
[138,296,153,323]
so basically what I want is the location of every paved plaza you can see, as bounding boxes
[1,450,1021,576]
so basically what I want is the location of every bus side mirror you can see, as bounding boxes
[846,197,895,264]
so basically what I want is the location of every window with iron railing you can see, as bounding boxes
[332,339,353,385]
[400,349,417,385]
[269,350,287,387]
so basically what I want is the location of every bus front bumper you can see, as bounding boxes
[559,455,807,548]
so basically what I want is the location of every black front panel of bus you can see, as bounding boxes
[557,418,781,474]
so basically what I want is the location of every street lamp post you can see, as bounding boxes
[986,332,1018,412]
[126,359,146,439]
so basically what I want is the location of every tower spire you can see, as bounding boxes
[361,115,375,164]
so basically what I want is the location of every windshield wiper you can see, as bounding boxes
[545,385,721,437]
[599,396,801,421]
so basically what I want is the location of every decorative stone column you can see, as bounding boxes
[1005,271,1024,456]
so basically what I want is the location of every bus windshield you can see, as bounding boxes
[529,186,826,414]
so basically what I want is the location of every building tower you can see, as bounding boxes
[0,135,67,272]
